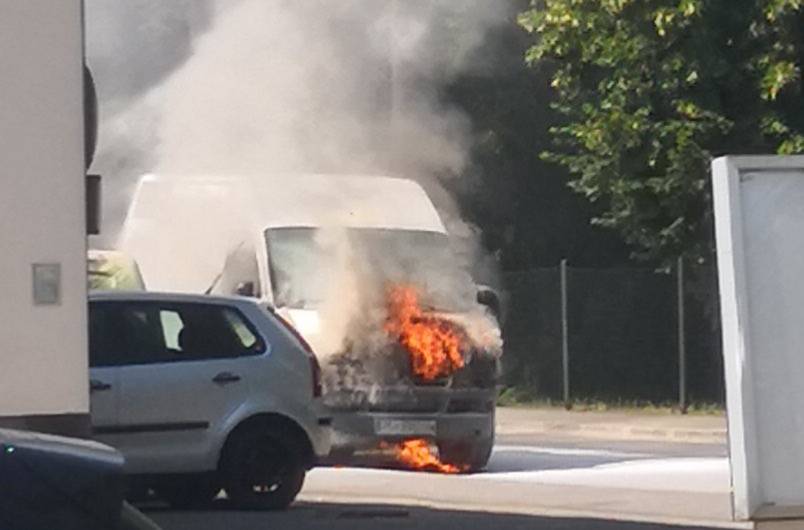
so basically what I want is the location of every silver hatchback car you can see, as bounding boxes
[88,291,331,510]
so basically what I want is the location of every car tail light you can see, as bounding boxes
[270,309,323,398]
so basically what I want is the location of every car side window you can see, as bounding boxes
[90,301,265,365]
[160,310,184,351]
[223,308,260,351]
[121,305,166,364]
[89,301,166,366]
[168,304,265,359]
[89,303,113,367]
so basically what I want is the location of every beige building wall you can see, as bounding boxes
[0,1,89,434]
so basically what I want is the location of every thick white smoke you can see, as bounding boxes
[87,0,512,237]
[86,0,217,236]
[86,1,508,393]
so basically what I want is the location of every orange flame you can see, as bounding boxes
[385,285,465,381]
[392,439,463,474]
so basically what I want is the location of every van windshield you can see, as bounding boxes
[265,227,475,311]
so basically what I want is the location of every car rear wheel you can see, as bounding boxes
[221,427,306,510]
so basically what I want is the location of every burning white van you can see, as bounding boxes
[121,174,502,471]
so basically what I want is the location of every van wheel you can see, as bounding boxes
[157,475,220,509]
[438,439,494,473]
[221,427,306,510]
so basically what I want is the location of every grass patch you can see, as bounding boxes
[496,387,724,415]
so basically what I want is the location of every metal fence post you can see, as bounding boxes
[677,256,688,414]
[561,259,570,409]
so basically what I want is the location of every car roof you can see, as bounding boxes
[88,290,257,307]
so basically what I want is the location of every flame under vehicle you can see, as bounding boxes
[122,174,503,471]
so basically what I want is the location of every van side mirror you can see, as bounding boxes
[235,281,256,298]
[477,286,502,323]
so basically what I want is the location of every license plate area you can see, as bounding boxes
[373,419,437,436]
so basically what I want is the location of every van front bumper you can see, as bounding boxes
[323,409,495,463]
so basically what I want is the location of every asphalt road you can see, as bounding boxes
[149,502,720,530]
[145,435,736,530]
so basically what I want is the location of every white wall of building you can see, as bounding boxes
[713,155,804,522]
[0,1,88,418]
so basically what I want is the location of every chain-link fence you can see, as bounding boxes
[501,262,724,407]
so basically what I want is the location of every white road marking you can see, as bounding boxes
[491,444,651,458]
[311,446,729,495]
[476,455,730,494]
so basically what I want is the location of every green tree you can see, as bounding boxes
[441,1,635,270]
[519,0,804,266]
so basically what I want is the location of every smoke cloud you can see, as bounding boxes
[85,0,217,237]
[86,1,508,394]
[87,0,512,238]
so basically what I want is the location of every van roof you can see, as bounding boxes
[133,173,447,233]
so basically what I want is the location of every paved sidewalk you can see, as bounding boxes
[497,406,727,444]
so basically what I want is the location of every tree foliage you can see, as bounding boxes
[519,0,804,265]
[443,4,633,270]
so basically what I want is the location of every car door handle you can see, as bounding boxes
[212,372,241,385]
[90,379,112,392]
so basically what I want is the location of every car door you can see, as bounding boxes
[88,302,120,435]
[109,300,266,474]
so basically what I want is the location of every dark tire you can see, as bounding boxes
[221,427,306,510]
[438,439,494,473]
[157,475,220,510]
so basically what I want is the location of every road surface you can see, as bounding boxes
[148,433,740,530]
[149,502,723,530]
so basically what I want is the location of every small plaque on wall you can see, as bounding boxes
[32,263,61,305]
